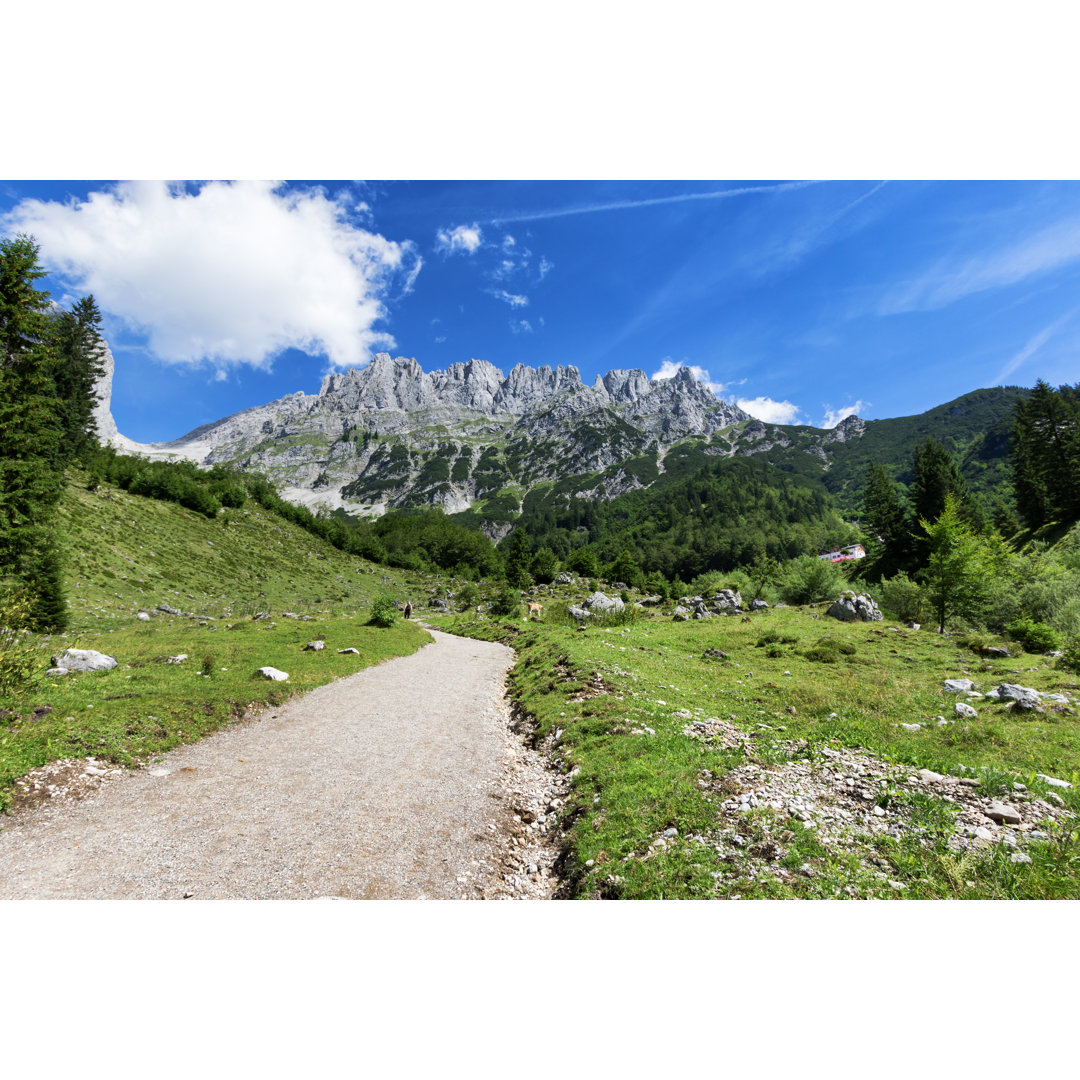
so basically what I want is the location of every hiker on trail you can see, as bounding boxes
[403,601,412,620]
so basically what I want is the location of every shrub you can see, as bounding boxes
[369,595,398,628]
[1058,636,1080,674]
[490,587,522,618]
[779,556,849,605]
[455,583,480,611]
[1007,617,1064,654]
[200,654,215,678]
[880,571,928,624]
[802,637,857,663]
[0,591,41,697]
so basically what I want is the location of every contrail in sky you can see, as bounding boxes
[487,180,823,224]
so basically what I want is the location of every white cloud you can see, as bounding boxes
[502,234,516,250]
[878,214,1080,314]
[434,335,447,344]
[4,180,415,371]
[509,319,533,334]
[737,396,804,424]
[491,289,529,308]
[651,357,727,396]
[435,222,483,255]
[538,256,554,280]
[822,400,869,428]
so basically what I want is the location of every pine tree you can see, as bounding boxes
[861,463,914,575]
[0,235,67,627]
[51,294,107,461]
[1011,380,1080,529]
[502,527,533,589]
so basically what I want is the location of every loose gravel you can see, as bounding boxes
[0,627,561,900]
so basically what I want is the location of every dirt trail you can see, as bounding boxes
[0,627,561,899]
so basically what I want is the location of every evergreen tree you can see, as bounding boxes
[51,294,107,461]
[502,527,533,589]
[861,463,914,575]
[0,236,66,628]
[1011,380,1080,529]
[530,545,559,584]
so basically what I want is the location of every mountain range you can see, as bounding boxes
[95,348,1025,534]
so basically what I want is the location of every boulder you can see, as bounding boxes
[136,612,151,622]
[639,595,664,607]
[954,701,978,719]
[826,591,883,622]
[256,666,289,681]
[995,684,1042,711]
[157,603,182,615]
[50,649,118,673]
[554,572,574,585]
[338,647,360,655]
[943,679,976,693]
[166,654,188,664]
[567,606,592,621]
[711,589,742,612]
[750,599,769,612]
[304,640,325,651]
[584,592,624,614]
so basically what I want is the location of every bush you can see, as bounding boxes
[1006,617,1064,654]
[1058,636,1080,674]
[201,654,215,678]
[455,583,480,611]
[369,595,398,628]
[0,591,42,697]
[880,571,928,624]
[779,556,849,605]
[490,587,522,618]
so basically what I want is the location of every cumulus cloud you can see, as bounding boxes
[435,223,483,255]
[4,180,417,371]
[651,357,728,396]
[491,289,529,308]
[822,400,869,428]
[737,396,804,424]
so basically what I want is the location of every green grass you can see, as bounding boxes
[442,604,1080,898]
[0,615,429,813]
[0,473,439,812]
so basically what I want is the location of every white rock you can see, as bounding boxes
[257,666,289,681]
[943,679,975,693]
[918,769,945,783]
[137,612,151,621]
[954,701,978,719]
[51,649,118,673]
[986,801,1022,825]
[900,723,922,732]
[1035,773,1072,789]
[1010,852,1033,865]
[304,640,325,651]
[337,647,360,654]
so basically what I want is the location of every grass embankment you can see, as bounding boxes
[55,474,432,626]
[0,474,436,812]
[443,605,1080,899]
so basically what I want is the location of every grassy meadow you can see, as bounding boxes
[441,602,1080,899]
[0,474,435,812]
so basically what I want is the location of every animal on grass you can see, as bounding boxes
[526,602,544,621]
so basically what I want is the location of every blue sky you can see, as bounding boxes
[2,179,1078,443]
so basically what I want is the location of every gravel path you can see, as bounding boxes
[0,627,562,900]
